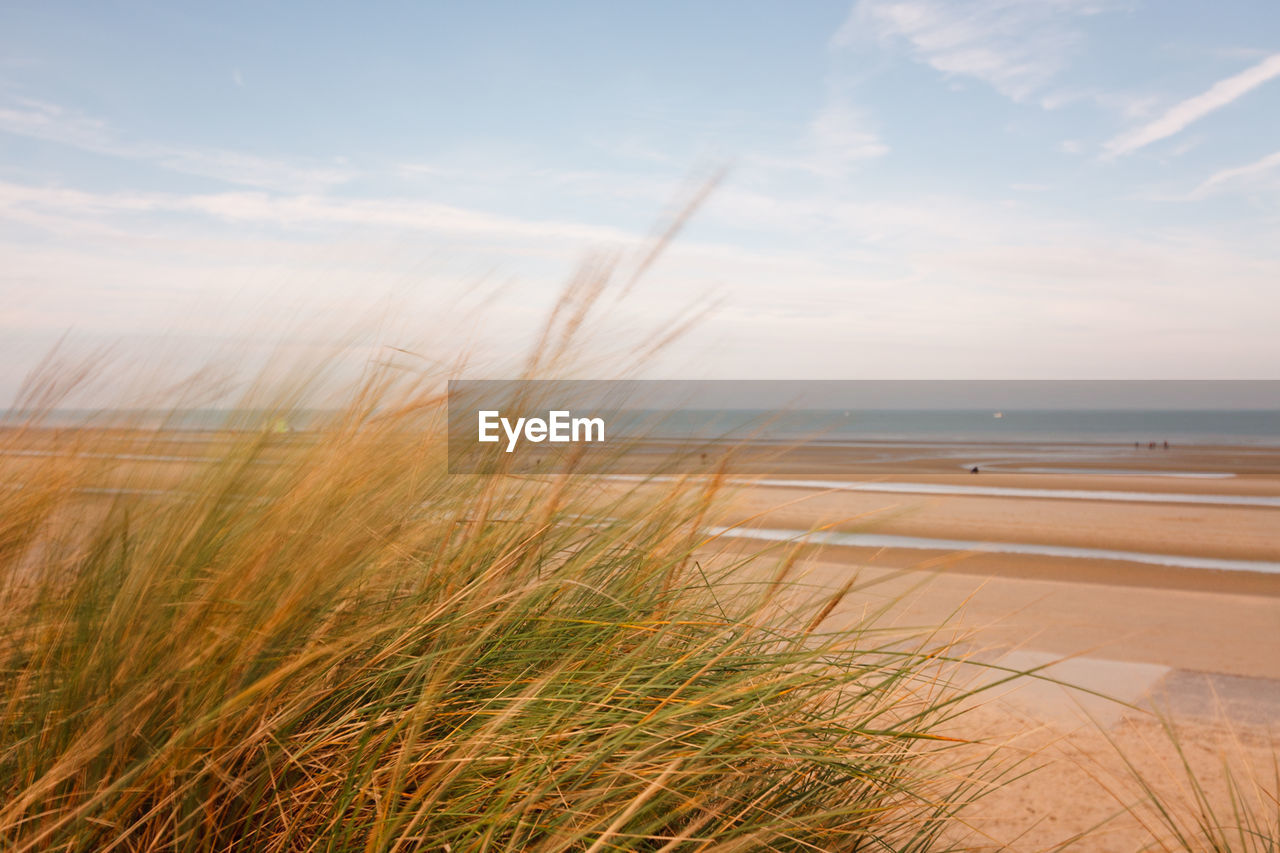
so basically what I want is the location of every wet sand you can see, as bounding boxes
[689,441,1280,593]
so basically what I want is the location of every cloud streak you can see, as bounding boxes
[840,0,1117,102]
[0,180,638,249]
[0,97,355,193]
[1191,149,1280,198]
[1104,53,1280,157]
[748,101,889,179]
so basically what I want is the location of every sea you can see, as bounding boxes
[12,407,1280,447]
[611,408,1280,447]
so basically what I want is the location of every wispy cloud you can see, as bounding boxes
[1190,149,1280,198]
[0,97,354,192]
[1039,89,1160,119]
[747,18,891,182]
[839,0,1119,102]
[808,101,890,171]
[750,101,888,178]
[0,180,636,247]
[4,174,1279,381]
[1103,53,1280,157]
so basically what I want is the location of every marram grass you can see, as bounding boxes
[1106,715,1280,853]
[4,363,1278,853]
[0,362,999,852]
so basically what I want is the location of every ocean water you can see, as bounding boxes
[10,407,1280,446]
[615,409,1280,446]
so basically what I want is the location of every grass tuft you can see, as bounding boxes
[0,353,1001,852]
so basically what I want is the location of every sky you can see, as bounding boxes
[2,1,1280,403]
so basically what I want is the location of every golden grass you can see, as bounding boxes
[0,344,1009,852]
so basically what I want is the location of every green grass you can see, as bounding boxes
[1104,716,1280,853]
[0,354,1007,852]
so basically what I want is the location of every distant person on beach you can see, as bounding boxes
[1163,441,1169,450]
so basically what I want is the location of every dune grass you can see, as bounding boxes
[5,368,1279,853]
[0,346,1012,852]
[1107,716,1280,853]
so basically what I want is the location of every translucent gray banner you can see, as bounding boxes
[446,380,1280,475]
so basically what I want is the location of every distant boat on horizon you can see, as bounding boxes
[993,412,1004,419]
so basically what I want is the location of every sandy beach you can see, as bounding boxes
[5,427,1278,850]
[11,428,1274,676]
[687,439,1280,851]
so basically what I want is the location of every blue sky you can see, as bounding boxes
[2,1,1279,400]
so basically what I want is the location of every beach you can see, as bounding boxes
[5,426,1278,850]
[688,439,1280,850]
[12,428,1275,677]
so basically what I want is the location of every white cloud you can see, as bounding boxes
[839,0,1118,102]
[0,97,113,151]
[181,192,645,247]
[0,97,354,192]
[809,101,890,169]
[1103,53,1280,157]
[0,179,650,268]
[1040,89,1161,119]
[3,169,1279,384]
[1191,149,1280,198]
[750,101,889,178]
